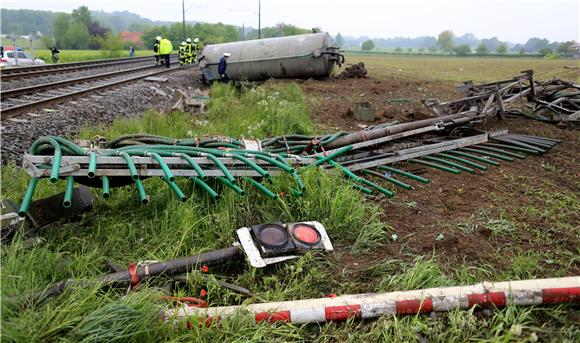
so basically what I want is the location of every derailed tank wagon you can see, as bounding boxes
[199,33,344,82]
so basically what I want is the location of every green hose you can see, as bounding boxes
[421,156,475,174]
[357,178,395,197]
[459,148,514,161]
[244,177,278,199]
[88,152,97,178]
[163,177,187,202]
[101,176,110,199]
[472,145,525,159]
[349,182,373,195]
[434,153,487,171]
[192,177,219,200]
[118,152,140,180]
[377,166,429,184]
[361,169,412,190]
[309,145,353,168]
[409,159,461,174]
[202,153,236,184]
[446,150,500,166]
[18,178,38,217]
[480,143,540,155]
[176,153,207,180]
[216,176,244,195]
[63,176,74,208]
[134,178,149,204]
[148,152,175,182]
[30,137,62,183]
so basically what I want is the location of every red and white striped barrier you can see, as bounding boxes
[163,276,580,325]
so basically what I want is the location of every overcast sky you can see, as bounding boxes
[2,0,579,43]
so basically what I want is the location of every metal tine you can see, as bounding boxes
[471,145,526,159]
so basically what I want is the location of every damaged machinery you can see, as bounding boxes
[18,109,559,216]
[424,70,579,125]
[198,33,344,82]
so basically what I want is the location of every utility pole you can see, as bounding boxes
[182,0,186,40]
[258,0,261,39]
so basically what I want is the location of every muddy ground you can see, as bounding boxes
[278,75,579,281]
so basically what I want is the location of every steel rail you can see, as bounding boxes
[0,65,179,119]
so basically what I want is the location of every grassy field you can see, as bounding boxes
[31,49,153,63]
[1,60,579,341]
[344,53,580,82]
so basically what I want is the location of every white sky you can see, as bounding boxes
[2,0,579,43]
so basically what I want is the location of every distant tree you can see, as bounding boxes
[557,41,574,54]
[437,30,454,53]
[394,47,402,53]
[407,48,413,52]
[428,46,438,53]
[418,47,425,53]
[496,43,508,54]
[475,43,488,54]
[539,47,553,56]
[53,13,70,47]
[63,21,90,49]
[72,6,91,27]
[361,39,375,51]
[453,44,471,56]
[524,37,550,52]
[519,48,526,55]
[96,32,124,57]
[335,32,344,47]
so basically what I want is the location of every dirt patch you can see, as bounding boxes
[294,75,579,278]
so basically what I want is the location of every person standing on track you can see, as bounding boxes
[179,41,187,68]
[159,37,173,68]
[129,45,134,57]
[153,36,161,65]
[218,52,230,83]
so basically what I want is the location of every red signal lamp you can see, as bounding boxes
[237,221,333,268]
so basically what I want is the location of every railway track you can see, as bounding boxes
[0,55,175,81]
[0,61,179,119]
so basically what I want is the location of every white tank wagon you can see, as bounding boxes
[198,33,344,82]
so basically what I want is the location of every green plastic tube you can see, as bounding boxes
[101,176,110,199]
[29,137,62,183]
[88,152,97,178]
[230,154,269,178]
[472,145,525,159]
[349,182,373,195]
[149,152,175,182]
[358,178,395,197]
[192,177,219,200]
[177,153,207,180]
[163,177,187,202]
[310,145,354,168]
[409,159,461,174]
[204,154,236,184]
[361,169,412,190]
[434,153,487,171]
[446,150,500,166]
[118,152,140,180]
[134,178,149,204]
[216,176,245,195]
[249,154,294,173]
[421,156,475,174]
[244,177,278,199]
[377,165,429,184]
[460,148,514,161]
[18,178,38,217]
[63,176,74,208]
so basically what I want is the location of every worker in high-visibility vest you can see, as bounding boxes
[185,38,193,65]
[159,37,173,68]
[179,41,187,67]
[153,36,161,65]
[191,38,200,63]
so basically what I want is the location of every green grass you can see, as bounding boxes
[32,49,154,63]
[2,83,579,342]
[344,53,580,82]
